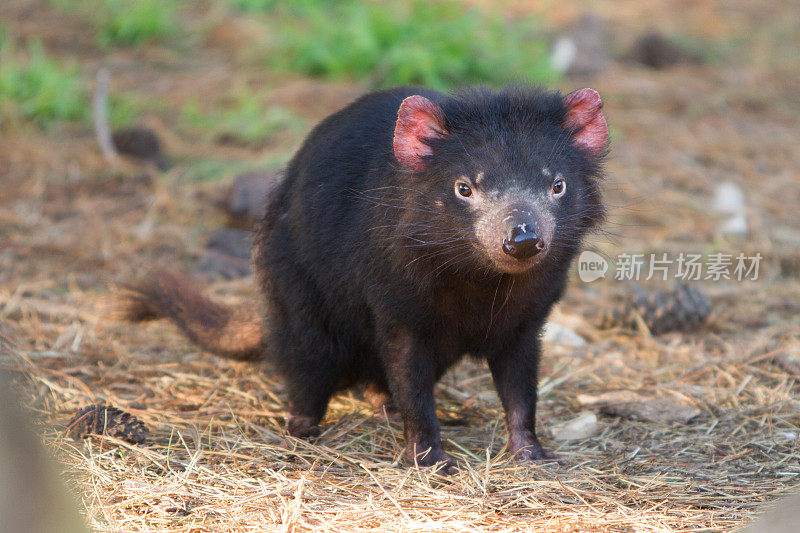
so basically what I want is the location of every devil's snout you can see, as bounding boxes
[477,203,553,272]
[502,223,544,260]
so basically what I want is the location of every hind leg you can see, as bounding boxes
[281,335,342,438]
[270,302,344,439]
[285,372,338,438]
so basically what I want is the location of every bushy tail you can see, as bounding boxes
[119,270,263,361]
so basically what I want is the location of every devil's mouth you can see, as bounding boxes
[490,245,549,274]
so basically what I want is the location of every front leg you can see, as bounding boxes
[488,330,555,462]
[379,327,454,471]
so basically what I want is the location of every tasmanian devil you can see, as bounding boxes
[123,85,608,471]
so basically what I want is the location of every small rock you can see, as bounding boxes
[550,37,577,75]
[195,228,253,279]
[603,399,700,425]
[223,171,281,227]
[718,213,748,236]
[631,31,700,69]
[712,183,745,214]
[712,182,748,236]
[552,411,599,441]
[474,391,500,404]
[195,250,251,279]
[542,322,586,347]
[775,431,798,442]
[112,127,169,170]
[206,228,253,260]
[578,390,700,424]
[550,14,609,78]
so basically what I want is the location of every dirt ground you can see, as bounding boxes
[1,0,799,531]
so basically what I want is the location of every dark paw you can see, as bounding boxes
[286,414,321,439]
[513,443,558,462]
[432,458,459,475]
[510,433,557,462]
[405,445,457,474]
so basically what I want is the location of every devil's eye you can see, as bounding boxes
[552,179,566,197]
[456,182,473,198]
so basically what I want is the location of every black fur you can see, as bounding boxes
[253,85,606,469]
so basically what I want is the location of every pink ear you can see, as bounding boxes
[562,88,608,157]
[393,95,447,171]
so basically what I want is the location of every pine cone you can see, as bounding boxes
[67,405,149,445]
[599,284,711,335]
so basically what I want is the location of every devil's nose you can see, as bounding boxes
[502,225,544,259]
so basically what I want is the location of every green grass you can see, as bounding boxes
[225,0,335,13]
[0,31,162,129]
[225,0,278,12]
[0,38,87,128]
[263,0,556,89]
[108,93,151,129]
[180,88,304,147]
[107,95,139,129]
[50,0,178,48]
[180,153,289,183]
[98,0,178,48]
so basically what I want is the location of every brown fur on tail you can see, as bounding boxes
[120,270,263,361]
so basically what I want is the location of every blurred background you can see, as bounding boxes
[1,0,799,531]
[1,0,798,282]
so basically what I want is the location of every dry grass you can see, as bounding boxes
[3,284,800,531]
[2,0,800,531]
